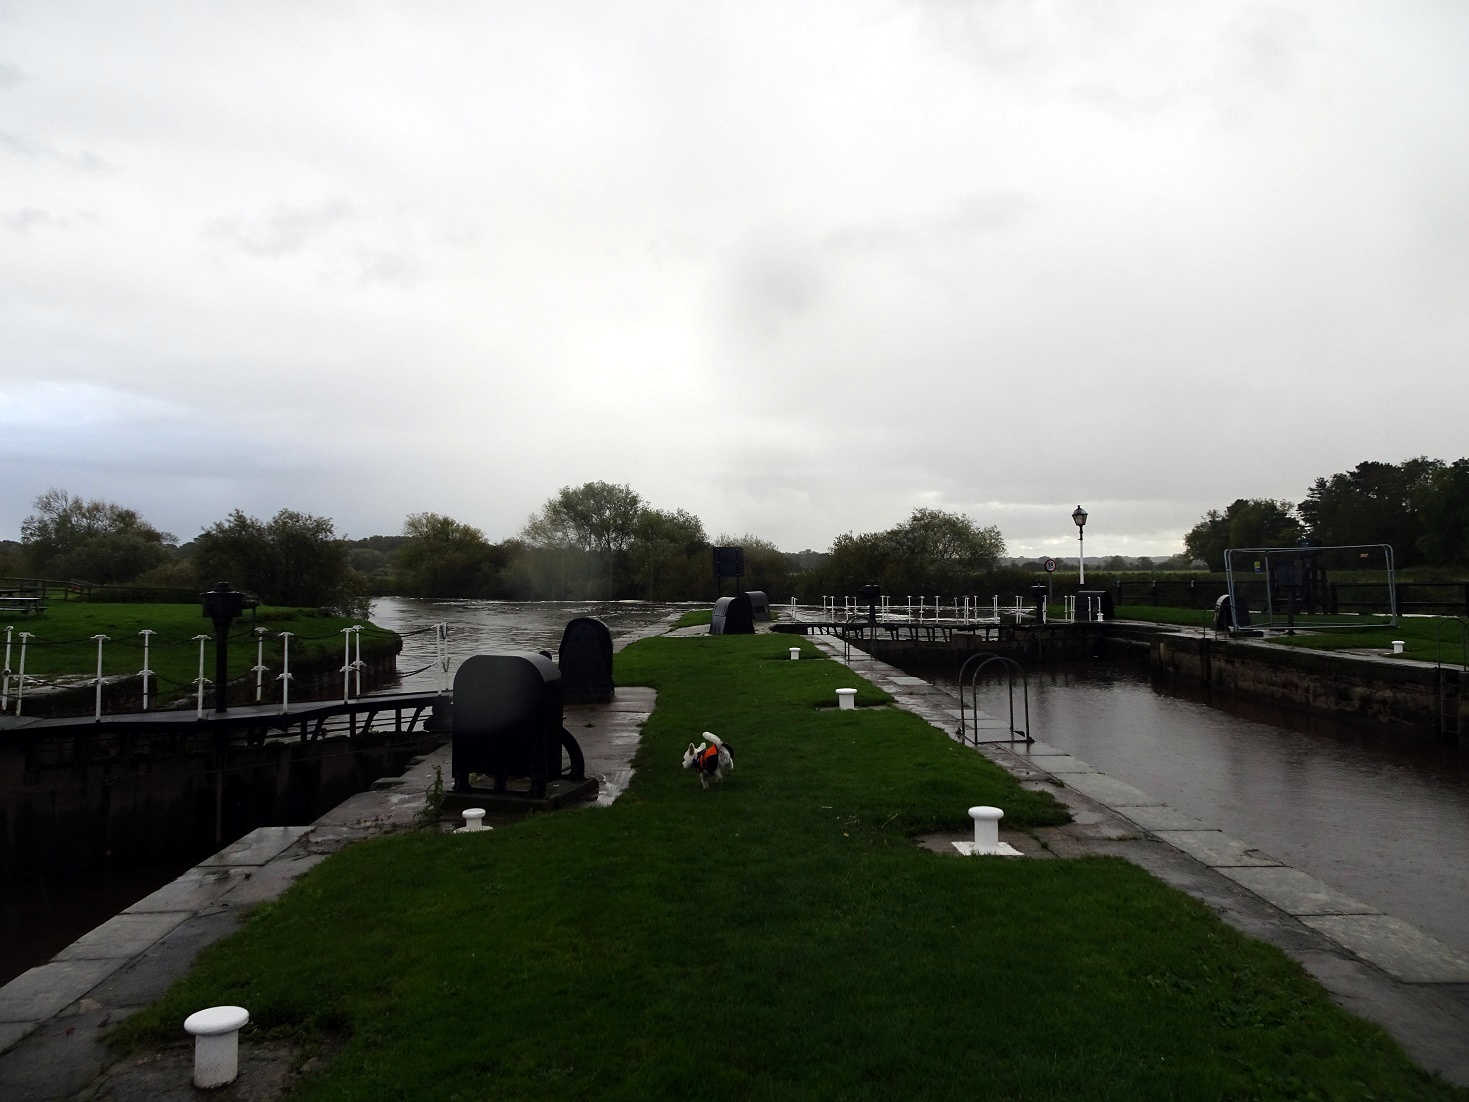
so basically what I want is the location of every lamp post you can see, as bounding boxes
[1072,505,1088,584]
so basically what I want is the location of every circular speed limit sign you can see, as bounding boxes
[1043,557,1057,573]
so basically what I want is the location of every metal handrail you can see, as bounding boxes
[955,653,1032,746]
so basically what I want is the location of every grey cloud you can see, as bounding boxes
[357,249,420,287]
[5,207,63,233]
[824,191,1031,255]
[908,0,1054,72]
[205,199,353,258]
[1226,6,1314,94]
[1070,82,1184,120]
[724,243,824,339]
[0,129,108,171]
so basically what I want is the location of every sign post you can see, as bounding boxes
[712,546,745,599]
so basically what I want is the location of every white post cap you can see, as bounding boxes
[184,1005,249,1089]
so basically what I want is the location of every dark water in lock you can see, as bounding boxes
[930,656,1469,957]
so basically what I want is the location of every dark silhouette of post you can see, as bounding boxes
[201,582,254,714]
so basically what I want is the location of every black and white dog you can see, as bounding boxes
[682,731,734,789]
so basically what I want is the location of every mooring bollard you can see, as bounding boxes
[951,805,1022,857]
[456,807,489,833]
[836,687,857,710]
[970,805,1003,849]
[184,1004,249,1089]
[789,647,800,661]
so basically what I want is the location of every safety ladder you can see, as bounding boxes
[955,653,1033,746]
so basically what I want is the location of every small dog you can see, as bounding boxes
[682,731,734,789]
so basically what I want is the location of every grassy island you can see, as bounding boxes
[110,631,1463,1099]
[2,602,399,708]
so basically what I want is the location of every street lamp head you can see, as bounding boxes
[1072,505,1088,529]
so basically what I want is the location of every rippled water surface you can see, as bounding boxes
[934,659,1469,956]
[368,597,689,691]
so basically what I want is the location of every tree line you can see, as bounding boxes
[13,457,1465,609]
[5,483,1013,606]
[1185,457,1469,569]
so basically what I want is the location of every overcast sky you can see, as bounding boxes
[3,1,1466,560]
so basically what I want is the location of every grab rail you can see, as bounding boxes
[955,653,1032,746]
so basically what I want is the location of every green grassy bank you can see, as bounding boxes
[1117,605,1469,663]
[2,602,398,704]
[111,632,1462,1099]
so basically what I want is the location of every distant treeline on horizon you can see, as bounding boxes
[6,457,1467,606]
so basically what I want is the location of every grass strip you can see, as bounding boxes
[110,632,1464,1100]
[1118,605,1469,662]
[1,602,399,702]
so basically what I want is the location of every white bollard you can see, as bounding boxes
[456,807,489,833]
[836,688,857,710]
[953,806,1022,857]
[184,1005,250,1089]
[970,805,1002,848]
[789,647,800,661]
[1392,640,1405,654]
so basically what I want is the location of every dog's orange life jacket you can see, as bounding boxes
[696,743,721,774]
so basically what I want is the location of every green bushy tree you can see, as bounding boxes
[194,508,362,612]
[20,488,174,583]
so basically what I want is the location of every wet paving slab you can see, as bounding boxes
[1151,830,1282,867]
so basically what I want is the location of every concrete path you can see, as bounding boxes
[805,630,1469,1087]
[0,614,674,1100]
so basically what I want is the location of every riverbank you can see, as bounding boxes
[78,630,1466,1097]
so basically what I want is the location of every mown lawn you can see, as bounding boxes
[1118,605,1469,663]
[673,607,713,628]
[2,602,398,704]
[110,632,1465,1100]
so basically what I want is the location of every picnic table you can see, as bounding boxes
[0,595,46,618]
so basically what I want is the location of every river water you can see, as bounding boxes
[366,597,691,690]
[936,658,1469,958]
